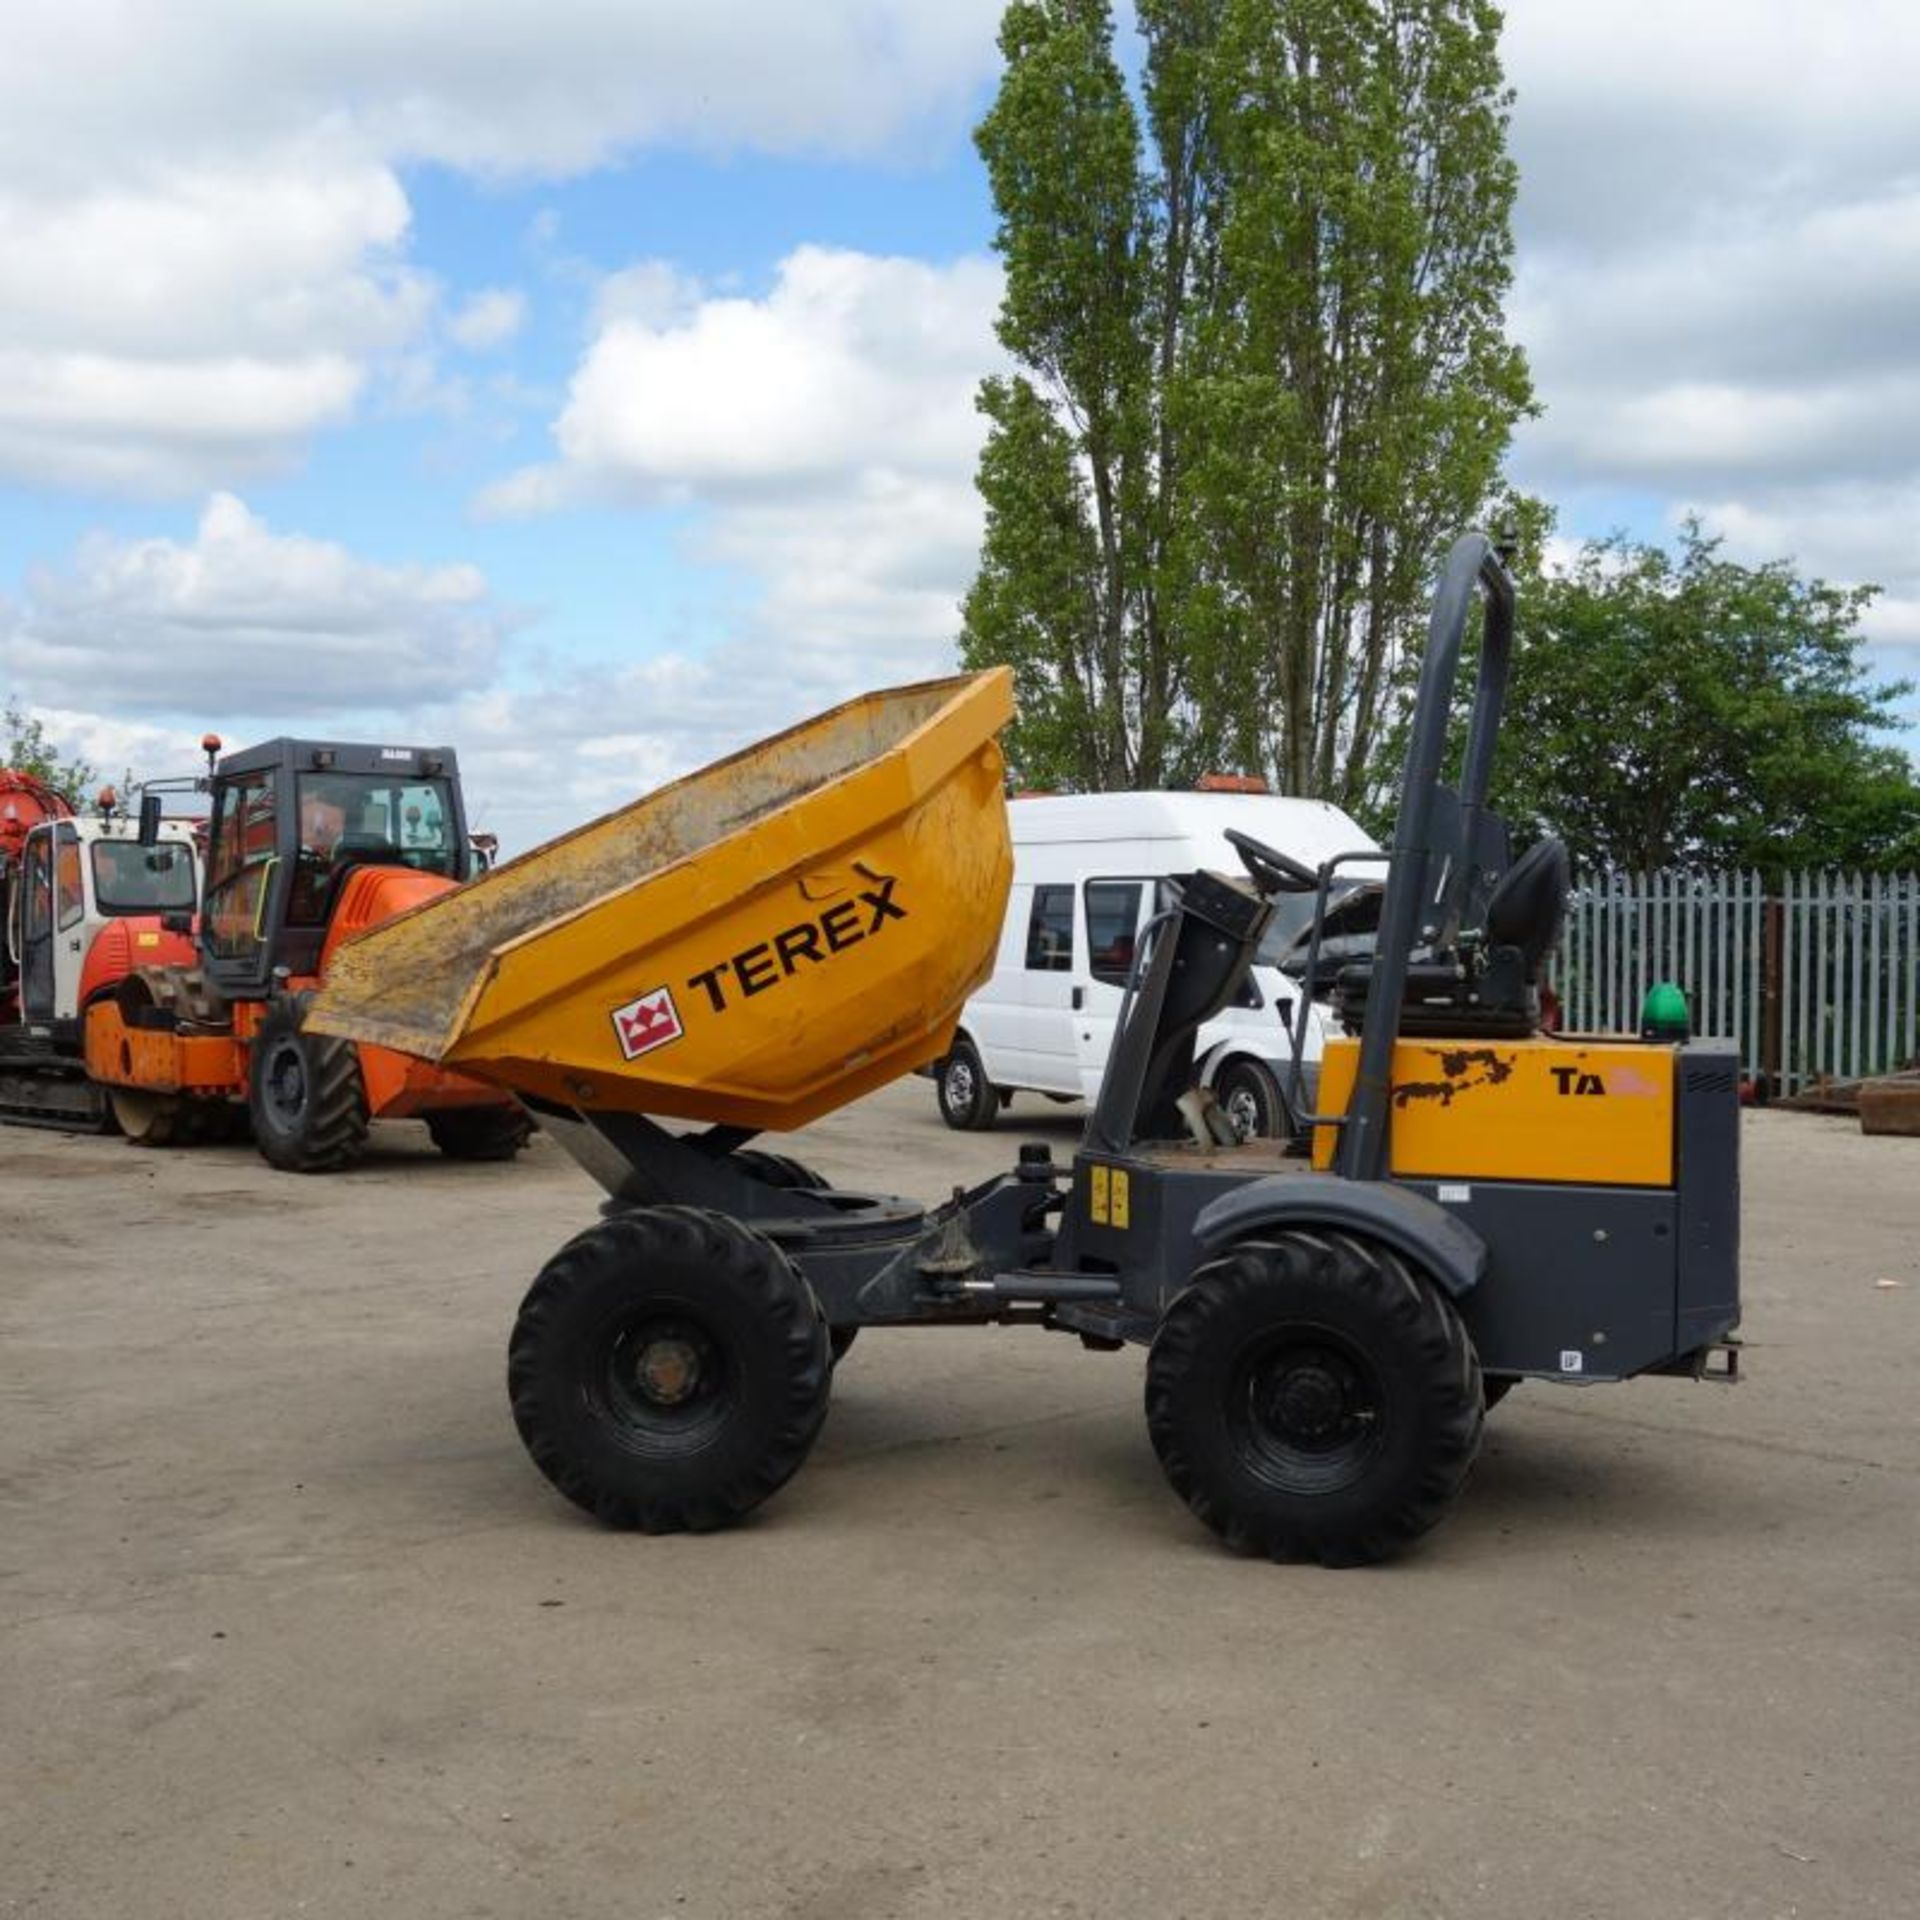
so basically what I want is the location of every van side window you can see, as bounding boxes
[1085,880,1146,985]
[1024,885,1074,971]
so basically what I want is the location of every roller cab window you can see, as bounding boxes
[287,774,460,925]
[203,772,278,962]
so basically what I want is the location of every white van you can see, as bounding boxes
[933,792,1382,1136]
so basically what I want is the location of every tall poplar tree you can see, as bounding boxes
[962,0,1533,801]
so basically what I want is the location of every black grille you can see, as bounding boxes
[1685,1067,1736,1095]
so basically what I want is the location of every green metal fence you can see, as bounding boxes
[1558,871,1920,1093]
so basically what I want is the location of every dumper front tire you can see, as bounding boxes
[732,1149,826,1191]
[249,995,370,1173]
[1146,1231,1483,1567]
[508,1207,832,1533]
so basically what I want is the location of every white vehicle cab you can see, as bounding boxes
[934,791,1382,1136]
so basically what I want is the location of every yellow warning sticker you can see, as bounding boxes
[136,932,160,947]
[1087,1164,1130,1230]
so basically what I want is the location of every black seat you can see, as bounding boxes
[334,833,401,864]
[314,833,405,917]
[1334,835,1570,1038]
[1484,834,1570,977]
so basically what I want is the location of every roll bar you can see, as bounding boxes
[1336,531,1516,1183]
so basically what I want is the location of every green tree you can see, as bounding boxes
[3,698,94,806]
[1491,525,1920,873]
[962,0,1532,800]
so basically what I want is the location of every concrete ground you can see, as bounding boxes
[2,1088,1915,1920]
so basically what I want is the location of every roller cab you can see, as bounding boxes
[81,736,525,1165]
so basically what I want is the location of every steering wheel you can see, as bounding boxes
[1224,827,1320,896]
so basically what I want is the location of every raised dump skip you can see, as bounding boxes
[310,670,1014,1131]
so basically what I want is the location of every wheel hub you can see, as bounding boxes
[946,1060,975,1108]
[1269,1363,1347,1439]
[267,1042,307,1116]
[634,1336,703,1407]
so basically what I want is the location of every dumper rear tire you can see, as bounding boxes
[248,996,369,1173]
[730,1154,859,1362]
[508,1207,832,1533]
[1146,1231,1483,1567]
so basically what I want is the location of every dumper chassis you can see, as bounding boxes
[318,534,1742,1565]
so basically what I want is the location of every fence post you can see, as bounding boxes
[1761,888,1784,1087]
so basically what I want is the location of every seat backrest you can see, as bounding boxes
[336,833,400,863]
[1484,835,1570,976]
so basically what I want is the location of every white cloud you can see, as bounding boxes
[591,261,705,332]
[432,657,839,847]
[450,248,1011,846]
[0,144,422,493]
[487,245,1004,686]
[0,2,1001,498]
[0,491,856,851]
[0,349,367,496]
[546,248,1000,493]
[0,4,1002,189]
[1,494,508,718]
[447,288,526,353]
[1502,0,1920,710]
[1504,0,1920,249]
[0,151,420,360]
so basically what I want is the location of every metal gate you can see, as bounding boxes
[1557,871,1920,1093]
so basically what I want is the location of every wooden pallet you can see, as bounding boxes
[1859,1073,1920,1138]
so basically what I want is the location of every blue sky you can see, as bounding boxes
[2,1,1915,848]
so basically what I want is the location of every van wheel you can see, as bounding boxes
[1215,1057,1286,1141]
[936,1039,998,1131]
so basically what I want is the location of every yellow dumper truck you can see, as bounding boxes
[314,535,1742,1565]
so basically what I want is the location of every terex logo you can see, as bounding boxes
[610,986,685,1060]
[689,866,907,1015]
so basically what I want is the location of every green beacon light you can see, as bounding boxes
[1640,980,1692,1043]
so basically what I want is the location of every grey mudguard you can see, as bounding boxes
[1191,1174,1488,1299]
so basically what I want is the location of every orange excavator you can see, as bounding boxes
[85,735,530,1170]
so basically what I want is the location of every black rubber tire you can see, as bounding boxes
[508,1206,832,1532]
[248,995,370,1174]
[1483,1376,1518,1410]
[426,1105,534,1161]
[936,1038,998,1131]
[1214,1056,1288,1142]
[732,1153,858,1361]
[1146,1230,1484,1567]
[732,1149,826,1190]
